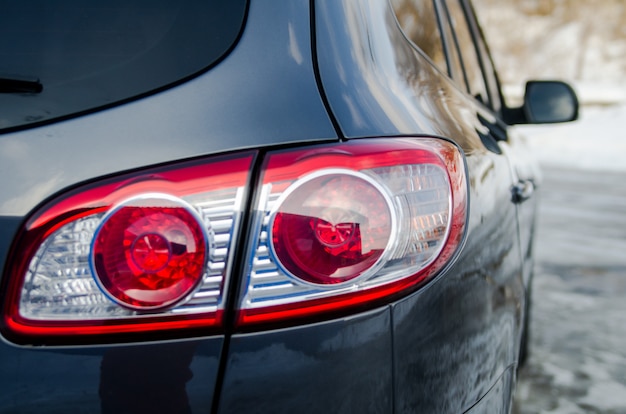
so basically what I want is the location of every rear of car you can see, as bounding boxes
[0,0,555,412]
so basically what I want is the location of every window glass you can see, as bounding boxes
[391,0,448,75]
[436,1,467,88]
[444,0,489,105]
[465,0,502,112]
[0,0,247,132]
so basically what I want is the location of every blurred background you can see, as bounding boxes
[476,0,625,86]
[474,1,626,413]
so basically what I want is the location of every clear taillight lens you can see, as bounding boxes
[239,138,467,327]
[2,153,254,344]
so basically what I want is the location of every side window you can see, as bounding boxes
[435,1,467,89]
[391,0,448,75]
[443,0,490,106]
[463,0,502,112]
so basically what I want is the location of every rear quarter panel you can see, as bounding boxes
[314,0,525,411]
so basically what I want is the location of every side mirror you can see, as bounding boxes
[523,80,579,124]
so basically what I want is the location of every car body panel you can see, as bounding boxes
[0,339,221,414]
[217,308,392,413]
[315,0,488,149]
[315,0,525,411]
[503,131,542,287]
[465,367,515,413]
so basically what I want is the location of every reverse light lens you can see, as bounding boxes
[92,196,207,310]
[271,171,393,285]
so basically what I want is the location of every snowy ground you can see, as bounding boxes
[517,95,626,174]
[511,94,626,413]
[513,167,626,414]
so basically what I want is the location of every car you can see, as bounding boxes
[0,0,577,413]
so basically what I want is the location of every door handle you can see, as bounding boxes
[478,114,508,141]
[511,179,534,204]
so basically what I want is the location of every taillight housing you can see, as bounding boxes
[2,138,467,345]
[2,153,255,345]
[238,138,467,328]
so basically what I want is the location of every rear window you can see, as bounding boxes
[0,0,247,132]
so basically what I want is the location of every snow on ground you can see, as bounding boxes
[513,83,626,173]
[513,167,626,414]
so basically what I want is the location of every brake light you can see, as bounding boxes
[92,195,208,310]
[2,153,254,345]
[238,138,467,328]
[271,170,393,285]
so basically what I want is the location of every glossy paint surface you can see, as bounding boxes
[218,308,392,413]
[315,0,528,412]
[315,0,489,149]
[0,339,221,413]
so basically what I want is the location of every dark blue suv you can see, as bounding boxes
[0,0,577,412]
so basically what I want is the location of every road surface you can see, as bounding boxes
[514,166,626,414]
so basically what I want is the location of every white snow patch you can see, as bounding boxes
[545,399,587,414]
[515,101,626,173]
[579,381,626,411]
[542,361,577,387]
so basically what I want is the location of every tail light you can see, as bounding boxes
[2,138,467,345]
[238,138,467,328]
[91,195,208,310]
[2,153,255,345]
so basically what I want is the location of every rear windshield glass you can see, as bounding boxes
[0,0,247,132]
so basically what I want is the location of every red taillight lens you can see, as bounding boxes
[92,196,207,310]
[271,171,393,285]
[238,138,467,328]
[2,153,254,345]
